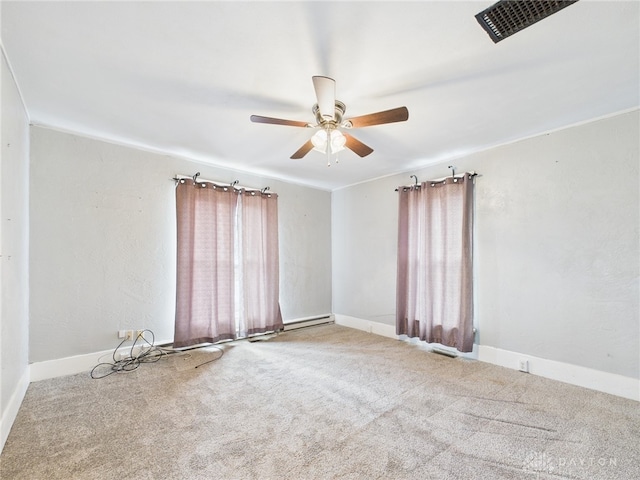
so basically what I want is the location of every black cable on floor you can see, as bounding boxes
[91,329,227,378]
[91,329,165,379]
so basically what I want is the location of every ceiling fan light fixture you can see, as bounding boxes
[330,130,346,152]
[311,129,346,154]
[311,129,327,152]
[251,77,409,160]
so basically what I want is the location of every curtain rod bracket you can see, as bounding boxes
[395,175,420,192]
[192,172,201,184]
[261,187,270,194]
[448,166,455,178]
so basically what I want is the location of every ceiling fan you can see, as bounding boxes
[250,76,409,163]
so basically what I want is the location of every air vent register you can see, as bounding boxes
[476,1,579,43]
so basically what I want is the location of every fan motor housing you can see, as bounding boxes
[313,101,346,126]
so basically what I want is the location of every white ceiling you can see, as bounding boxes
[2,1,638,190]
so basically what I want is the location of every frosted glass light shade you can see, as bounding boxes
[330,130,346,151]
[311,130,327,152]
[311,129,345,154]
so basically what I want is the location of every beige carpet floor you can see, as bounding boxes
[1,323,638,479]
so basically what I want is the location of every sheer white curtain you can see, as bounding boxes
[174,180,282,348]
[396,174,475,352]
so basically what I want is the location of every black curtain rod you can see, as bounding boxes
[172,172,274,195]
[395,171,478,191]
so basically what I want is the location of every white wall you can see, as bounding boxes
[333,110,639,381]
[1,48,30,450]
[29,126,331,363]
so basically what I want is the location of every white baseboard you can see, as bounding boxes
[27,315,640,402]
[335,314,639,401]
[334,314,397,339]
[1,366,30,452]
[478,345,639,401]
[30,348,119,382]
[29,314,337,382]
[29,334,180,382]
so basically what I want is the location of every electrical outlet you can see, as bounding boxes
[117,330,134,341]
[518,359,529,373]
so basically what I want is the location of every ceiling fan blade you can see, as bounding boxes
[290,140,314,159]
[343,133,374,157]
[312,76,336,121]
[250,115,310,127]
[345,106,409,128]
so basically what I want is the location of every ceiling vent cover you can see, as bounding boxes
[476,1,579,43]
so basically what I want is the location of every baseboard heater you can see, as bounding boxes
[282,315,334,331]
[432,347,458,358]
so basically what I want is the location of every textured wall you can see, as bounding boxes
[1,50,30,421]
[29,127,331,363]
[332,110,639,379]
